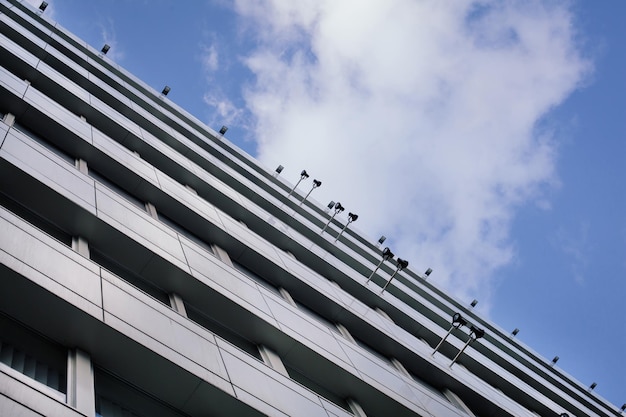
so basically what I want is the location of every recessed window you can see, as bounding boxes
[184,303,262,361]
[0,192,72,246]
[90,247,171,306]
[13,123,75,165]
[0,313,67,395]
[95,368,186,417]
[232,261,280,295]
[88,169,145,210]
[157,212,214,255]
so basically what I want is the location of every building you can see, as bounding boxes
[0,1,622,416]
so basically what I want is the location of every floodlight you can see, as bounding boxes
[589,382,597,391]
[39,2,48,11]
[377,235,386,245]
[424,267,433,277]
[334,212,358,242]
[162,86,171,95]
[380,257,408,292]
[620,404,626,412]
[327,201,335,209]
[560,414,569,417]
[101,44,110,54]
[511,328,519,336]
[321,202,344,234]
[432,312,467,355]
[452,313,467,327]
[275,165,284,174]
[287,170,309,197]
[551,356,559,366]
[299,179,322,206]
[219,126,228,135]
[365,247,395,284]
[470,299,478,308]
[450,325,485,367]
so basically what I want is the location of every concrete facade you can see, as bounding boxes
[0,1,621,416]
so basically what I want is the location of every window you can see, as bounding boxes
[13,123,75,165]
[294,300,339,334]
[232,261,280,295]
[0,192,72,246]
[90,247,171,306]
[95,368,185,417]
[284,363,352,413]
[0,313,66,395]
[184,303,262,361]
[354,336,392,366]
[157,212,214,255]
[88,169,145,210]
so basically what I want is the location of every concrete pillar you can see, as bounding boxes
[72,236,90,258]
[169,293,187,316]
[258,345,288,377]
[75,159,88,175]
[67,348,95,417]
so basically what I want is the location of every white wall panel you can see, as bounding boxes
[0,208,103,316]
[0,130,96,212]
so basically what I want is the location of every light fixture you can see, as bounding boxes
[560,413,569,417]
[432,312,467,355]
[275,165,284,175]
[424,267,433,277]
[325,201,335,212]
[551,356,559,366]
[365,247,394,284]
[334,212,358,242]
[470,299,478,308]
[321,202,344,234]
[511,328,519,337]
[299,179,321,206]
[380,257,408,292]
[377,235,386,246]
[288,170,309,197]
[101,44,110,54]
[161,86,171,95]
[39,1,48,11]
[449,324,484,367]
[620,403,626,412]
[589,382,597,391]
[219,126,228,135]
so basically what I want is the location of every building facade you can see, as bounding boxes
[0,1,621,416]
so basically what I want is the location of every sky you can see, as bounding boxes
[28,0,625,409]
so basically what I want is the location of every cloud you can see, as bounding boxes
[553,222,591,285]
[232,0,590,306]
[98,18,124,62]
[201,43,219,73]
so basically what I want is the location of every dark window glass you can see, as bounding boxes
[0,313,67,394]
[232,261,280,295]
[90,248,171,306]
[88,169,145,210]
[185,303,262,361]
[0,192,72,246]
[13,123,75,165]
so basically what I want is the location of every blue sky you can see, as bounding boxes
[32,0,625,408]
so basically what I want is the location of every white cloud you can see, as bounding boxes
[201,43,219,73]
[233,0,590,306]
[98,18,124,62]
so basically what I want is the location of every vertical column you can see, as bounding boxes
[72,236,90,258]
[169,293,187,316]
[347,398,368,417]
[211,244,233,266]
[258,345,289,377]
[67,349,95,417]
